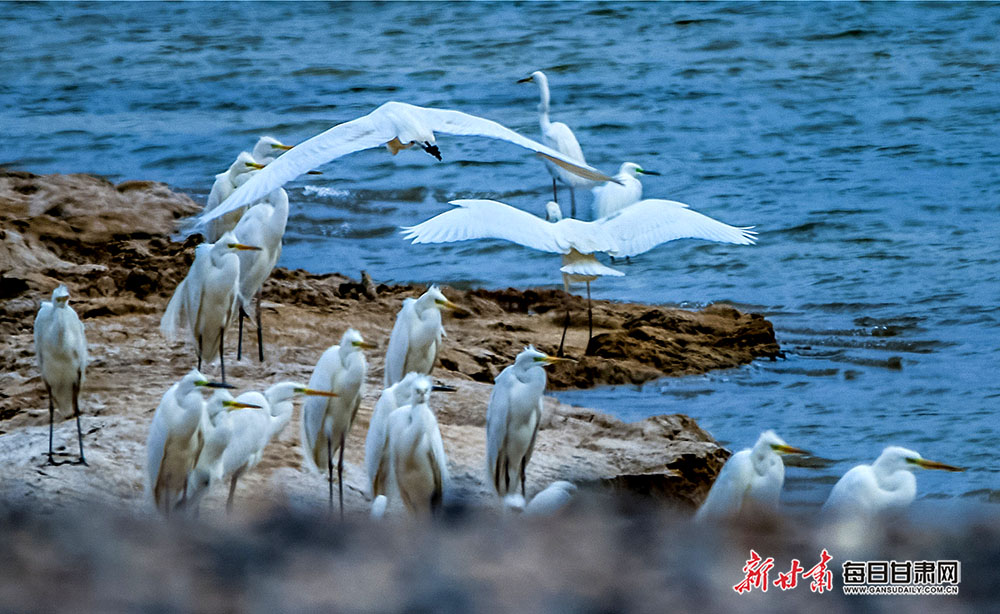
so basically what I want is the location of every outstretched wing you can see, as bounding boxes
[598,199,757,258]
[408,105,613,183]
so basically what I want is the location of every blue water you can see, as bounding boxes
[3,2,998,508]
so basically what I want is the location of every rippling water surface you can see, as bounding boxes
[3,2,998,508]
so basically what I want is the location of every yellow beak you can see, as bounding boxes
[352,341,378,350]
[913,458,964,472]
[228,243,262,251]
[244,161,266,170]
[223,400,262,410]
[300,388,338,397]
[541,355,576,365]
[272,143,294,151]
[772,444,809,456]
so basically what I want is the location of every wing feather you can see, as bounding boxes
[402,200,570,254]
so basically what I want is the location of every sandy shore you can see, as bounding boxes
[0,170,782,516]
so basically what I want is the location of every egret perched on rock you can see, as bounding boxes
[387,376,448,515]
[402,198,756,353]
[383,286,460,387]
[518,70,592,218]
[203,151,265,242]
[233,187,289,363]
[822,446,964,519]
[487,347,571,497]
[221,382,337,512]
[33,285,88,465]
[145,369,236,515]
[694,430,808,523]
[195,101,617,228]
[591,162,659,220]
[301,329,374,516]
[160,230,261,383]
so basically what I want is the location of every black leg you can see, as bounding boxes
[256,290,264,363]
[586,281,593,349]
[227,474,238,514]
[520,460,526,498]
[46,383,55,466]
[558,306,570,357]
[197,335,203,372]
[570,187,576,219]
[237,306,245,361]
[327,435,334,513]
[72,378,87,466]
[552,178,558,202]
[219,327,226,384]
[338,433,345,521]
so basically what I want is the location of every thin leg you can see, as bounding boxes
[219,327,226,384]
[552,178,558,202]
[227,474,238,514]
[558,306,570,357]
[197,335,203,372]
[255,290,264,363]
[586,281,593,348]
[46,384,56,465]
[520,460,526,498]
[570,187,577,219]
[338,433,346,521]
[327,436,334,513]
[237,306,245,361]
[72,378,87,466]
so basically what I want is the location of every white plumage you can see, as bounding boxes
[486,347,569,497]
[251,135,294,165]
[386,376,448,515]
[822,446,963,519]
[694,430,807,523]
[301,329,372,515]
[203,151,264,242]
[159,230,261,382]
[184,388,236,512]
[591,162,658,220]
[366,372,424,499]
[33,284,88,465]
[519,70,593,218]
[196,101,617,227]
[383,286,458,387]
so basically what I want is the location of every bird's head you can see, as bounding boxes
[232,151,264,174]
[411,375,432,405]
[756,430,808,456]
[544,201,563,222]
[516,70,547,86]
[253,136,293,159]
[516,345,573,369]
[216,230,262,253]
[51,284,71,307]
[267,382,339,405]
[424,285,461,313]
[342,328,376,353]
[879,446,964,473]
[182,369,234,395]
[620,162,659,177]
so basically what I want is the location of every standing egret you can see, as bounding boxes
[518,70,591,218]
[160,230,261,383]
[366,372,423,499]
[184,388,236,513]
[233,187,289,363]
[195,101,617,228]
[33,285,88,465]
[203,152,265,242]
[591,162,659,220]
[251,136,294,165]
[486,347,572,497]
[383,286,460,387]
[402,198,756,353]
[220,382,337,512]
[145,369,236,515]
[822,446,964,518]
[387,376,448,515]
[694,430,808,523]
[301,329,374,516]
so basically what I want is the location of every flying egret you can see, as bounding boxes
[195,101,618,228]
[33,285,88,465]
[822,446,964,519]
[591,162,659,220]
[160,230,261,383]
[301,329,374,516]
[486,347,572,497]
[145,369,236,515]
[383,286,460,387]
[203,152,265,242]
[220,382,337,512]
[518,70,592,218]
[233,187,289,363]
[387,376,448,515]
[694,430,808,523]
[402,198,757,354]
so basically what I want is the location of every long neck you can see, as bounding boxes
[537,78,551,128]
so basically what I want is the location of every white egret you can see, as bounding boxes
[233,187,289,363]
[387,376,448,515]
[822,446,964,519]
[402,198,756,353]
[221,382,337,512]
[486,347,571,497]
[203,152,265,242]
[366,372,423,499]
[184,388,236,513]
[33,285,88,465]
[694,430,807,523]
[518,70,592,218]
[301,329,374,516]
[591,162,659,220]
[251,135,294,165]
[195,101,617,228]
[145,369,237,515]
[383,286,460,387]
[160,230,261,383]
[525,480,578,516]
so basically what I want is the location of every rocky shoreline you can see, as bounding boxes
[0,170,782,514]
